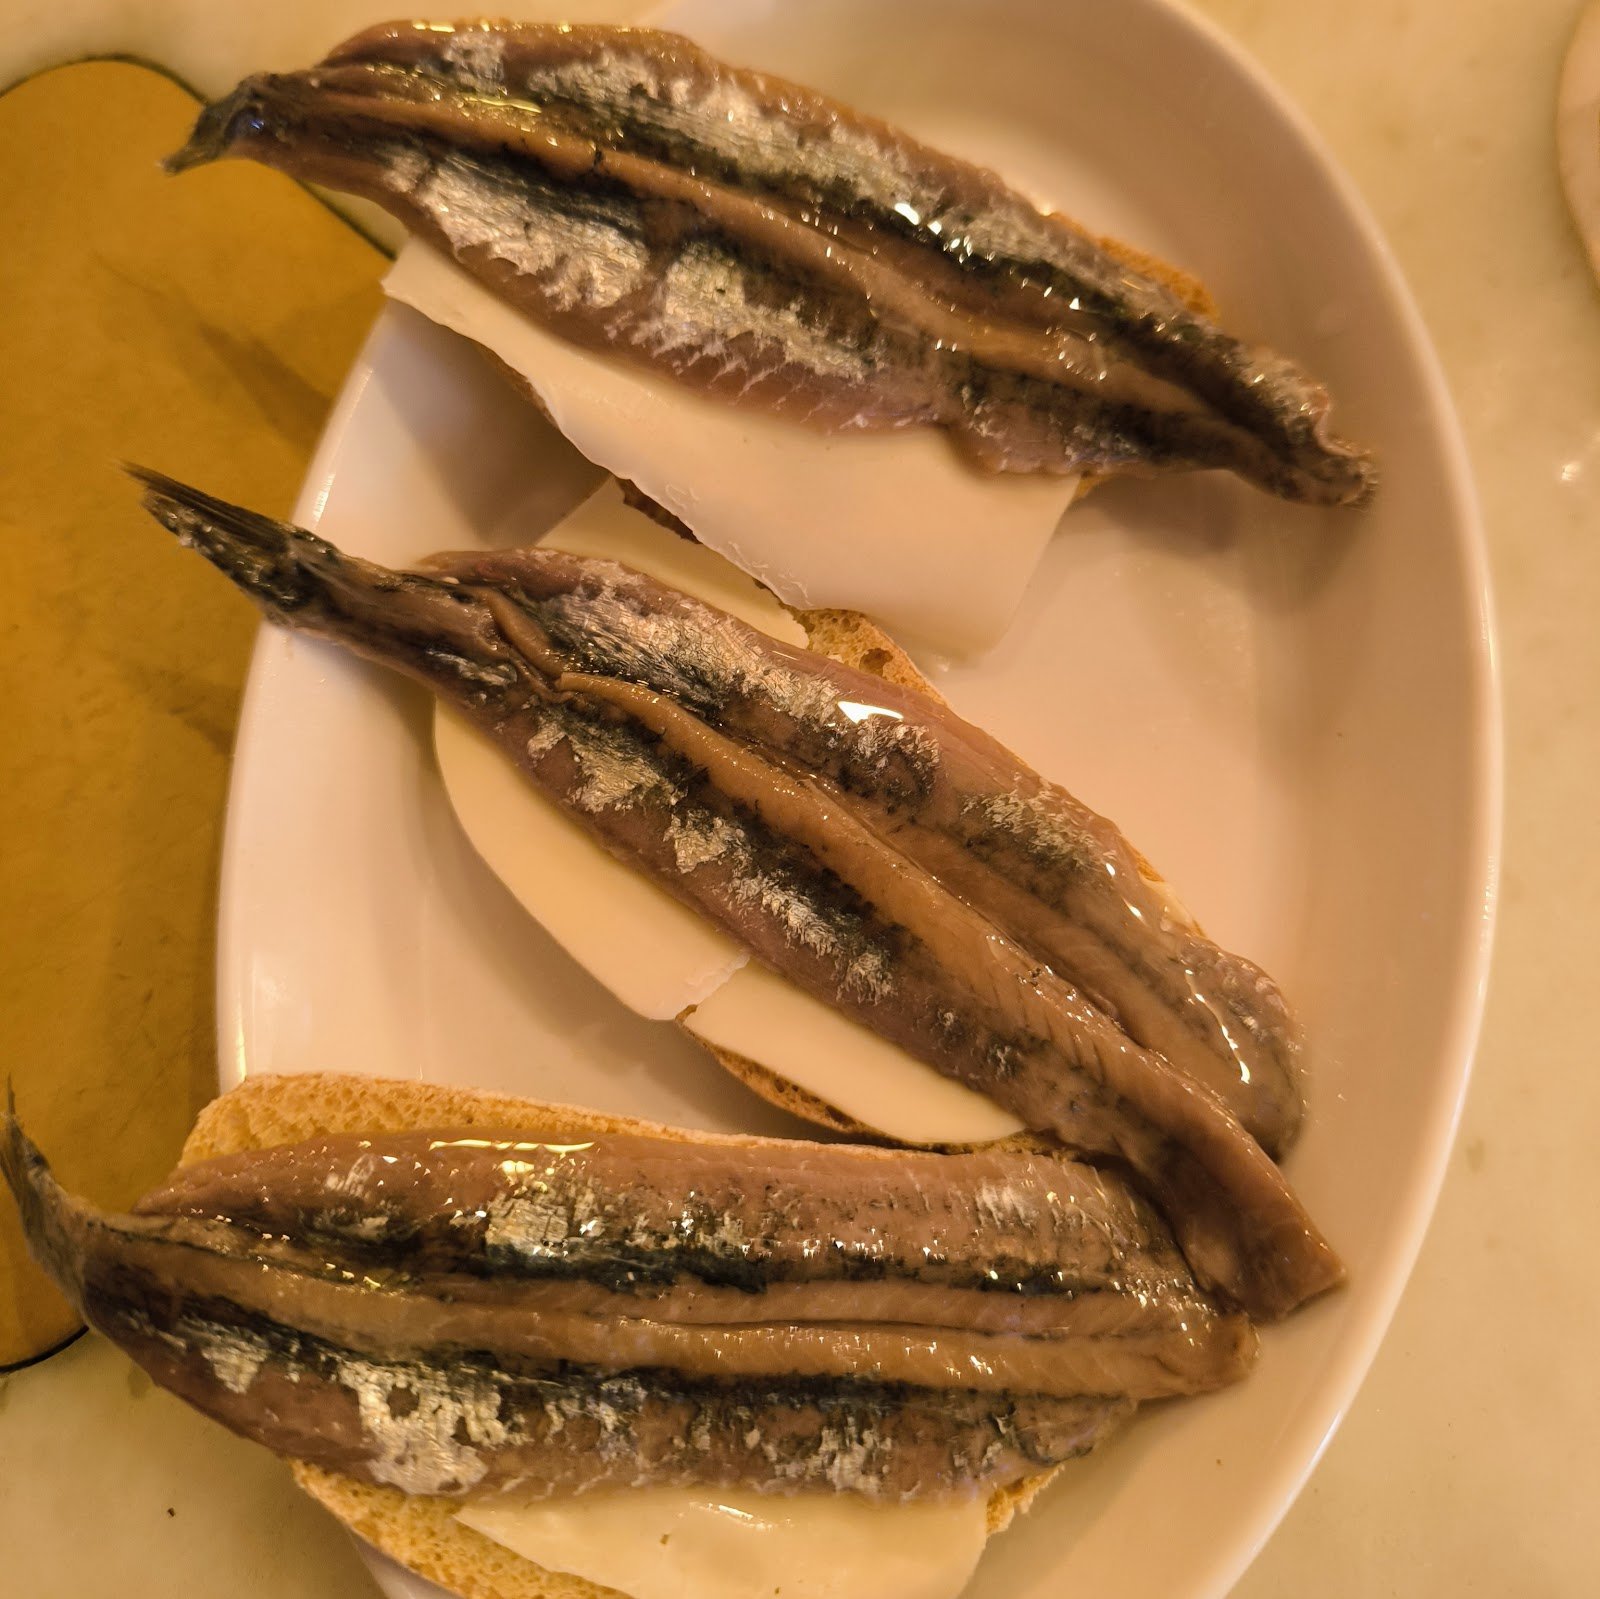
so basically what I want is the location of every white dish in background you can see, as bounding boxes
[215,2,1498,1596]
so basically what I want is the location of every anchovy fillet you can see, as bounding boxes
[136,1130,1199,1300]
[432,541,1303,1154]
[125,1127,1252,1396]
[2,1105,1166,1497]
[130,470,1341,1319]
[165,21,1374,505]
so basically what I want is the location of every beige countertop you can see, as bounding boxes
[3,1,1596,1594]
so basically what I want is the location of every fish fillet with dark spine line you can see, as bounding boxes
[432,540,1303,1155]
[1,1105,1175,1497]
[165,20,1374,506]
[129,468,1341,1319]
[117,1307,1131,1502]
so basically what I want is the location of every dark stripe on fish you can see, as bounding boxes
[99,1234,1247,1401]
[135,1128,1199,1304]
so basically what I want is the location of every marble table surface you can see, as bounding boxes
[2,1,1596,1594]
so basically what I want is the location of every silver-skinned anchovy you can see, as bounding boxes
[2,1102,1174,1498]
[427,540,1305,1156]
[129,469,1342,1320]
[165,20,1375,507]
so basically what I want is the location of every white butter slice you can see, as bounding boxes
[455,1485,988,1599]
[543,480,810,648]
[385,241,1079,656]
[685,962,1025,1145]
[433,484,1015,1142]
[435,704,746,1020]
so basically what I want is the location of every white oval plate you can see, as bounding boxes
[216,2,1499,1595]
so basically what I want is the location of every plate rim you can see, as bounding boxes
[213,1,1503,1591]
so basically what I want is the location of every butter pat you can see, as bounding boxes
[685,963,1025,1145]
[434,704,747,1020]
[455,1485,989,1599]
[385,241,1079,656]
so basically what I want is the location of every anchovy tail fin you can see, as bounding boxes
[0,1091,90,1315]
[163,77,276,174]
[127,464,335,616]
[128,468,529,705]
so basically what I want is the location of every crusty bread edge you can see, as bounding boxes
[688,1036,888,1141]
[291,1465,626,1599]
[180,1073,1061,1599]
[180,1070,947,1169]
[285,1459,1060,1599]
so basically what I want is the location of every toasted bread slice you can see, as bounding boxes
[178,1072,1067,1599]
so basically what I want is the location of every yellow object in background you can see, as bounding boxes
[0,58,384,1367]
